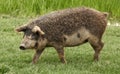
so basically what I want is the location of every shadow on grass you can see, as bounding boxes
[0,65,10,74]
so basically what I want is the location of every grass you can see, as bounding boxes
[0,0,120,20]
[0,17,120,74]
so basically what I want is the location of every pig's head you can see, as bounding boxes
[16,25,47,50]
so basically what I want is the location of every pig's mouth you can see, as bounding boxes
[35,42,38,48]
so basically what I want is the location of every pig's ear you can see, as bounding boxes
[16,25,27,32]
[32,26,45,35]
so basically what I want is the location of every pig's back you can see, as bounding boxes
[31,7,107,42]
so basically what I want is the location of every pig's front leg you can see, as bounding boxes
[32,49,45,64]
[55,46,66,64]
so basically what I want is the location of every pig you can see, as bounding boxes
[16,7,108,64]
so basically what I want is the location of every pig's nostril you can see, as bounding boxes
[19,46,25,50]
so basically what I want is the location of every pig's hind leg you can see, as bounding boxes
[88,37,104,61]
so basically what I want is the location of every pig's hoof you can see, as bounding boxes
[93,58,99,62]
[30,62,35,65]
[31,61,37,64]
[61,60,67,64]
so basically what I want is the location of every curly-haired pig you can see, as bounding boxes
[16,7,108,64]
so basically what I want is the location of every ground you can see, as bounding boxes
[0,17,120,74]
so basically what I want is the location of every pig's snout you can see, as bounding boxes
[19,44,26,50]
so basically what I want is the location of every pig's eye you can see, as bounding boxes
[31,33,39,40]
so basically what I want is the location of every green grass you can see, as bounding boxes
[0,17,120,74]
[0,0,120,20]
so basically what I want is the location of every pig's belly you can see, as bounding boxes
[64,27,90,46]
[64,34,88,46]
